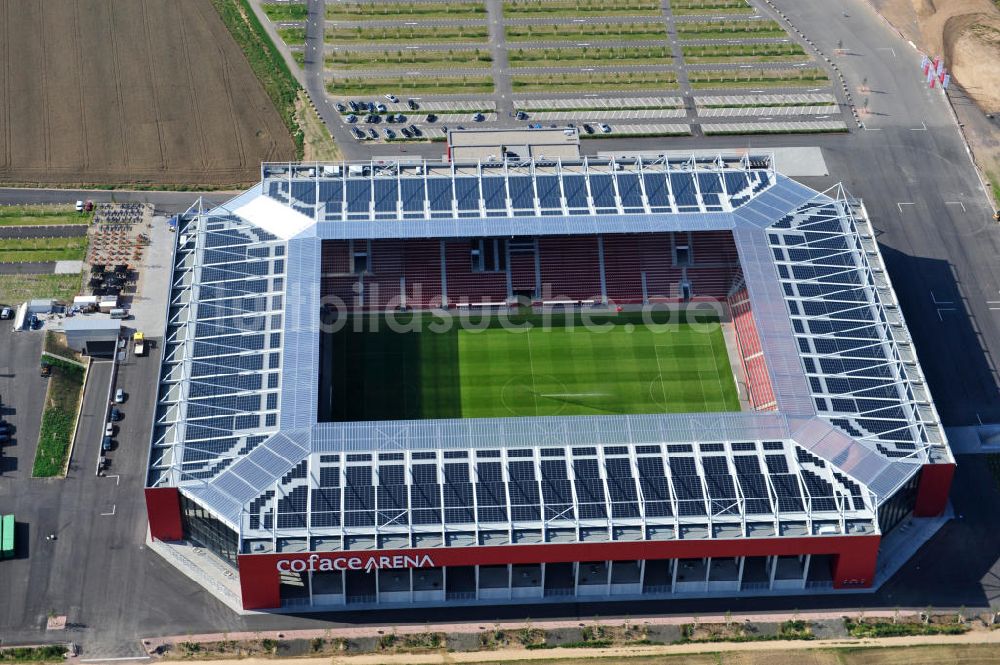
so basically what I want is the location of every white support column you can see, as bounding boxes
[475,564,480,600]
[670,558,678,593]
[572,561,580,597]
[638,560,646,594]
[768,555,777,590]
[442,566,448,601]
[375,564,380,604]
[802,554,811,587]
[606,560,613,597]
[540,562,546,597]
[308,569,314,607]
[704,557,711,592]
[737,556,746,591]
[508,563,513,600]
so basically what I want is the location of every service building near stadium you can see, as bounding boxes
[144,154,954,611]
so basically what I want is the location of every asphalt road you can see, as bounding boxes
[0,225,88,239]
[0,188,234,214]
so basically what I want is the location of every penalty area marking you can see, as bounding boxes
[100,504,116,517]
[945,201,966,213]
[897,202,915,213]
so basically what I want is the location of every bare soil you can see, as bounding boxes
[0,0,295,188]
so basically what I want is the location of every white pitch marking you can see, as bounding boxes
[910,121,927,131]
[876,47,896,57]
[100,504,116,517]
[945,201,966,212]
[897,202,915,213]
[937,308,955,321]
[105,474,121,486]
[930,291,953,306]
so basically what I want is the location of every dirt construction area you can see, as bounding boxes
[0,0,295,187]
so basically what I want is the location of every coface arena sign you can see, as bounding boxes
[276,553,435,574]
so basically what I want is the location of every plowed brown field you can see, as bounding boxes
[0,0,295,187]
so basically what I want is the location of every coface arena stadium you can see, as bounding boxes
[144,154,954,611]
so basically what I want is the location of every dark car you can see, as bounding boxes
[352,128,365,139]
[401,127,412,138]
[335,102,347,113]
[583,123,595,134]
[110,407,123,422]
[386,114,396,123]
[367,114,380,124]
[516,111,528,120]
[395,113,406,123]
[426,113,437,123]
[348,101,359,112]
[346,114,357,123]
[407,98,419,110]
[367,128,378,139]
[0,434,9,444]
[102,436,112,451]
[473,112,485,122]
[0,423,10,434]
[408,124,422,136]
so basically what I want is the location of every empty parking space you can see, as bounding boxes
[525,109,688,121]
[700,120,847,134]
[514,96,683,110]
[694,93,836,106]
[698,105,840,117]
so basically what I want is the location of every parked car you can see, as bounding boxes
[473,112,485,122]
[75,200,84,212]
[382,128,396,140]
[0,423,10,434]
[426,113,437,123]
[583,123,595,134]
[385,94,399,103]
[335,102,347,112]
[348,100,359,112]
[102,436,112,451]
[515,111,528,120]
[394,113,406,123]
[0,307,12,320]
[376,103,387,113]
[352,128,365,139]
[110,407,122,422]
[0,434,9,444]
[599,123,612,133]
[407,98,419,110]
[105,422,114,437]
[114,388,126,403]
[401,127,412,138]
[346,114,358,123]
[408,124,422,137]
[367,127,378,139]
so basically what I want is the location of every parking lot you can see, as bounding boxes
[0,324,48,478]
[257,0,856,151]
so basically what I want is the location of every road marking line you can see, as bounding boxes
[100,504,116,517]
[876,47,896,57]
[930,291,953,305]
[945,201,966,212]
[910,121,927,131]
[104,474,121,485]
[897,202,915,213]
[80,658,151,663]
[937,308,955,321]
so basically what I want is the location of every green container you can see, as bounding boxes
[1,514,14,558]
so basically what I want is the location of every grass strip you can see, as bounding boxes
[0,236,89,263]
[261,2,307,21]
[688,67,828,88]
[503,0,661,17]
[208,0,304,158]
[671,0,755,15]
[326,48,492,70]
[327,1,486,21]
[700,100,835,108]
[0,214,90,226]
[511,71,678,92]
[32,361,86,477]
[676,19,785,39]
[988,170,1000,208]
[327,76,494,95]
[326,25,488,43]
[506,22,666,42]
[0,645,70,663]
[0,273,81,302]
[682,43,807,63]
[509,46,672,67]
[277,26,305,44]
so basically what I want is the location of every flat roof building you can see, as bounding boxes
[447,128,580,162]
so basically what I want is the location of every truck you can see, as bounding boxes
[133,331,145,356]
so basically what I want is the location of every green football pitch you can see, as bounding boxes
[320,311,740,421]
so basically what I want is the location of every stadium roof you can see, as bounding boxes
[146,154,951,553]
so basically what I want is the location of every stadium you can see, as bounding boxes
[144,154,954,611]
